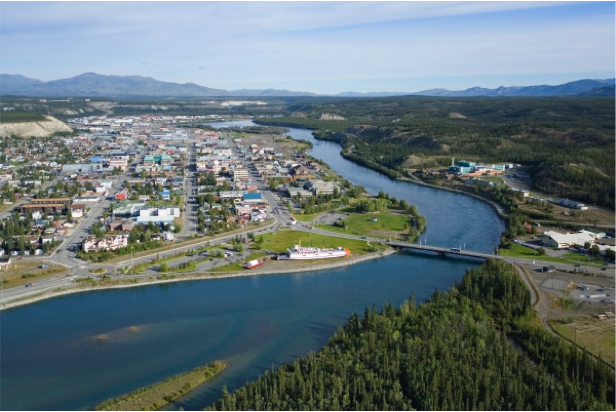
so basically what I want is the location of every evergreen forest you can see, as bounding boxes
[254,96,615,208]
[212,260,614,411]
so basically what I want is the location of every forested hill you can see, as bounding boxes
[254,97,615,208]
[211,260,614,411]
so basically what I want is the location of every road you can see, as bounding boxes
[2,135,612,307]
[180,146,198,237]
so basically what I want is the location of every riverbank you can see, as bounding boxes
[95,361,227,411]
[0,249,396,311]
[257,122,510,220]
[399,174,508,219]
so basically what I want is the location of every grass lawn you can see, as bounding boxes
[292,200,344,222]
[0,262,67,288]
[499,243,567,263]
[499,244,608,268]
[106,221,272,264]
[481,176,504,183]
[552,318,615,366]
[318,211,412,238]
[0,203,16,214]
[260,230,385,255]
[562,252,606,266]
[293,213,318,222]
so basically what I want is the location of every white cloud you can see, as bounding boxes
[1,2,612,92]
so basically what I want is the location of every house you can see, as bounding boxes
[41,234,55,244]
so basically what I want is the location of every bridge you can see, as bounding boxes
[385,240,493,260]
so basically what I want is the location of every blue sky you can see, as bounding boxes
[1,1,614,94]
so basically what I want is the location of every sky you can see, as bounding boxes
[1,1,614,94]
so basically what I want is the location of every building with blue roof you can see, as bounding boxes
[243,193,263,203]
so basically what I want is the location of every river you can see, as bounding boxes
[0,121,504,411]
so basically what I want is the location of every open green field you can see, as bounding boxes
[481,176,504,183]
[261,230,385,255]
[95,361,227,411]
[499,243,561,262]
[499,244,608,268]
[293,213,319,222]
[317,212,412,238]
[562,252,606,265]
[552,318,615,366]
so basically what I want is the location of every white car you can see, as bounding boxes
[224,252,233,257]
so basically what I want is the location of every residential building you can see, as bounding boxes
[82,234,128,253]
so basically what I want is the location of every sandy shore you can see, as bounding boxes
[0,249,396,310]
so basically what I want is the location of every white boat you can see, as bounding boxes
[279,244,351,260]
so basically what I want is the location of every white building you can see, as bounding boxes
[82,234,128,253]
[233,167,249,179]
[541,230,596,249]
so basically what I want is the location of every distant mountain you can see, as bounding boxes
[0,72,316,98]
[1,74,42,89]
[229,88,317,97]
[1,72,614,98]
[410,79,616,97]
[334,91,413,97]
[578,85,615,97]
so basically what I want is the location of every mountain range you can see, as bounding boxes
[1,72,614,98]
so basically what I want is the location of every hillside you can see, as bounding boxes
[580,85,615,96]
[0,72,316,98]
[410,79,616,97]
[1,73,613,98]
[254,96,616,208]
[0,115,73,138]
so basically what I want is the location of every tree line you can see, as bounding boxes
[210,259,614,411]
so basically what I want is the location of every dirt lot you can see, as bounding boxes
[312,211,348,226]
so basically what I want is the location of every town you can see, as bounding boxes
[0,115,350,277]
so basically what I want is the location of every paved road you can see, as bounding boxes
[3,137,613,306]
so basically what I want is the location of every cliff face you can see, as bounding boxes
[0,115,73,138]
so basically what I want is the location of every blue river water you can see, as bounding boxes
[0,121,504,411]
